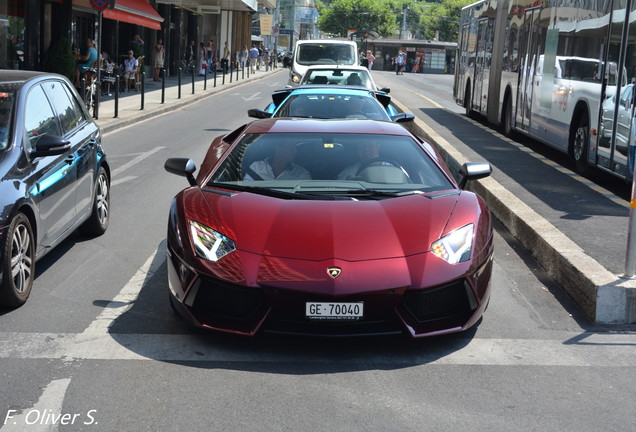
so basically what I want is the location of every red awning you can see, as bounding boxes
[103,0,164,31]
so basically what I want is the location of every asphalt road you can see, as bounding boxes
[1,69,635,432]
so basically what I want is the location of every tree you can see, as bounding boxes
[417,0,468,41]
[317,0,398,38]
[43,38,76,82]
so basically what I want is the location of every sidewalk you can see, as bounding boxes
[91,66,284,134]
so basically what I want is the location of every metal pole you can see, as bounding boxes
[204,65,207,90]
[214,67,217,87]
[178,67,182,99]
[161,68,165,104]
[114,74,119,118]
[140,71,145,110]
[191,66,195,94]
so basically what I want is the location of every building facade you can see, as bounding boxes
[0,0,274,76]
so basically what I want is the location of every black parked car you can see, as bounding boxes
[0,71,110,307]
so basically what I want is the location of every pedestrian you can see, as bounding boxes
[263,46,270,70]
[153,38,164,81]
[366,50,375,70]
[239,45,248,70]
[249,44,259,73]
[198,42,207,76]
[221,41,230,73]
[396,52,405,75]
[206,40,214,69]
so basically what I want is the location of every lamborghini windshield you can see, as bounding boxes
[209,131,453,197]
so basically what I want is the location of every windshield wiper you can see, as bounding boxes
[205,182,341,200]
[301,189,424,199]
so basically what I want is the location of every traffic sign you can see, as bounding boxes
[90,0,109,11]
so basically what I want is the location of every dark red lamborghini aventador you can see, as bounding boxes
[164,118,493,337]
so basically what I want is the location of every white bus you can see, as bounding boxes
[454,0,636,180]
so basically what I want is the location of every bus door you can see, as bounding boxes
[598,0,635,178]
[516,7,542,132]
[474,19,492,114]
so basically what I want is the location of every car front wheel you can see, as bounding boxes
[0,213,35,308]
[79,166,110,236]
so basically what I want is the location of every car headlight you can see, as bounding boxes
[189,220,236,261]
[431,224,474,264]
[292,74,300,83]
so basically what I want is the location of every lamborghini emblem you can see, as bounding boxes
[327,267,341,279]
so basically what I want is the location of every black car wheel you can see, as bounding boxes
[0,213,35,308]
[79,166,110,236]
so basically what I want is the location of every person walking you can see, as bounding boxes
[239,45,248,70]
[249,44,259,73]
[221,41,230,73]
[366,50,375,70]
[396,52,405,75]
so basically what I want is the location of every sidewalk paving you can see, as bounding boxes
[91,66,283,134]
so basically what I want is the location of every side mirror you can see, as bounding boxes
[391,113,415,123]
[379,87,391,94]
[165,158,197,186]
[30,134,71,158]
[247,108,273,119]
[458,162,492,189]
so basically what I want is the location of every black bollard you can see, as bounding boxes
[178,67,182,99]
[161,69,165,104]
[114,74,119,118]
[141,71,145,110]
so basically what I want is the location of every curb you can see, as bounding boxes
[390,97,636,324]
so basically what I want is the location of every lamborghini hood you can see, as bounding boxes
[188,189,463,261]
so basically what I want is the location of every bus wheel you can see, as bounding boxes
[570,114,589,175]
[464,85,473,118]
[502,96,515,138]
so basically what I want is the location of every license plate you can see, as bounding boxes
[305,302,363,320]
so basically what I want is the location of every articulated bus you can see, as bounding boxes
[454,0,636,180]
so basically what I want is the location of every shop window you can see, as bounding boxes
[0,0,25,70]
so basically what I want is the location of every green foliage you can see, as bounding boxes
[43,37,76,82]
[317,0,472,42]
[317,0,398,38]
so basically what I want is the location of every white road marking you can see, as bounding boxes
[2,248,634,366]
[111,147,165,177]
[0,379,71,432]
[82,248,163,336]
[241,92,262,102]
[0,332,634,365]
[110,175,137,187]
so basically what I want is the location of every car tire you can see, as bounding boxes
[79,166,110,236]
[0,213,35,308]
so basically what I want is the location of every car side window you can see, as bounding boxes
[41,80,85,133]
[24,85,61,150]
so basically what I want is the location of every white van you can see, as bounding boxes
[289,39,359,85]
